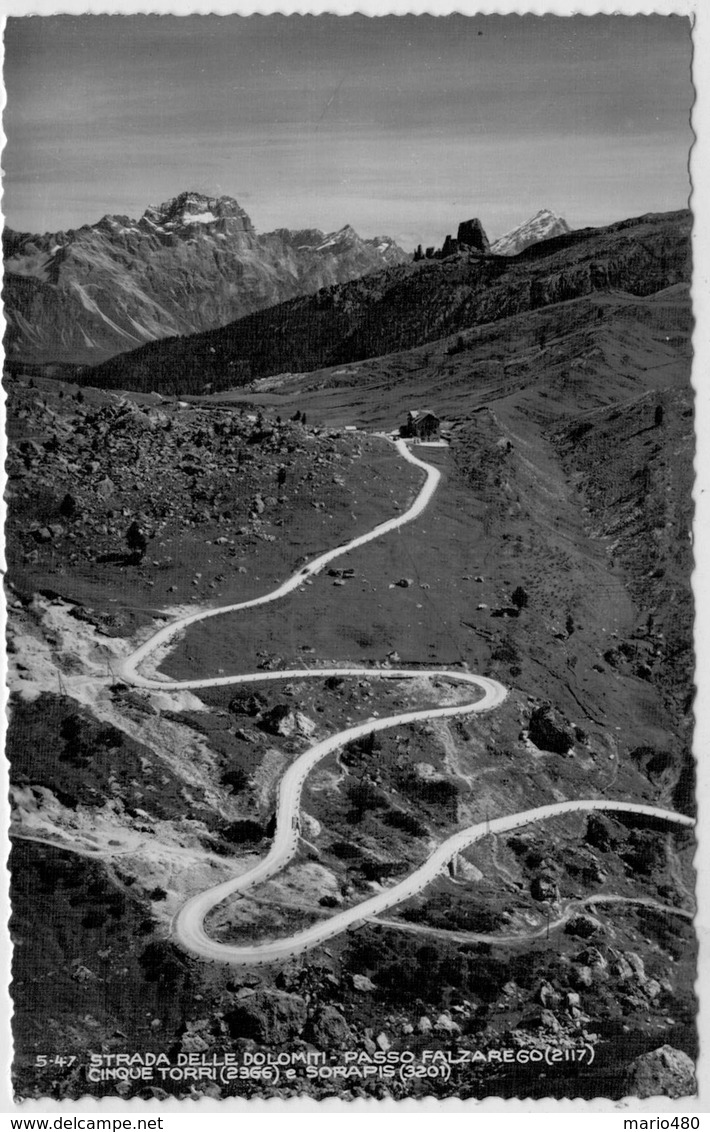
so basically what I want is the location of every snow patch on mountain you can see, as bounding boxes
[180,210,216,225]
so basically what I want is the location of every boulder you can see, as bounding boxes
[575,946,607,970]
[612,955,635,982]
[293,711,317,737]
[571,965,594,989]
[230,692,267,717]
[645,979,662,1000]
[181,1031,209,1054]
[457,857,484,882]
[95,476,115,500]
[233,727,261,744]
[565,914,603,939]
[623,1045,695,1099]
[259,704,315,737]
[540,1009,562,1033]
[352,974,377,993]
[307,1006,352,1048]
[536,981,562,1009]
[435,1012,461,1034]
[523,1009,561,1034]
[528,704,574,754]
[585,813,624,852]
[302,812,322,838]
[612,951,647,984]
[225,990,307,1044]
[531,874,559,902]
[626,952,648,985]
[72,965,97,982]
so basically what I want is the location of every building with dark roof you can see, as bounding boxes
[399,409,440,441]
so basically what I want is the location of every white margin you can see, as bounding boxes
[0,0,704,1123]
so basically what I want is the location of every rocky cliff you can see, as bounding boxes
[3,191,407,366]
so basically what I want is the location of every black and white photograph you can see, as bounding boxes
[1,5,701,1110]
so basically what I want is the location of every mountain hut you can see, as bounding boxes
[400,409,440,441]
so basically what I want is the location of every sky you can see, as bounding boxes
[2,14,694,249]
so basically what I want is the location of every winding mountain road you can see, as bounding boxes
[118,437,694,966]
[120,440,441,691]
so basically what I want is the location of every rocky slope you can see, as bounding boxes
[3,191,407,366]
[490,208,572,256]
[85,209,690,396]
[7,340,695,1100]
[6,206,695,1100]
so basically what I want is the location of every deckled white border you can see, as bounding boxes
[0,0,705,1120]
[0,1,699,14]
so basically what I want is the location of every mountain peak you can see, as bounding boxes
[141,191,254,233]
[491,209,572,256]
[313,224,361,252]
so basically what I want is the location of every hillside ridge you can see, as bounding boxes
[85,208,690,397]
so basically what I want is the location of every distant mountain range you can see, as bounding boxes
[84,209,690,398]
[490,208,572,256]
[2,191,408,366]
